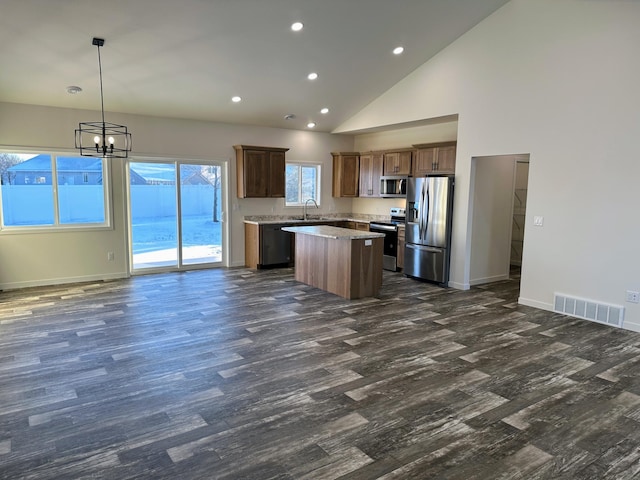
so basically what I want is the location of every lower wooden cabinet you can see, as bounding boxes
[341,221,369,231]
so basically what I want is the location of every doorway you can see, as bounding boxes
[127,160,225,272]
[469,154,530,286]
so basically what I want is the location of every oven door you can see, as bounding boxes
[369,223,398,271]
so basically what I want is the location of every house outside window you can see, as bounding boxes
[0,152,109,228]
[285,163,321,206]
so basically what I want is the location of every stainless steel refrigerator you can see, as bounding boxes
[404,175,454,286]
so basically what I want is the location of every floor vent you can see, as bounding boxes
[554,293,624,328]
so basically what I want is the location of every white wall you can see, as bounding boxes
[0,102,354,289]
[335,0,640,331]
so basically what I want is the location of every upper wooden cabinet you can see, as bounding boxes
[383,150,412,175]
[235,145,289,198]
[332,152,360,197]
[359,152,384,197]
[412,142,457,176]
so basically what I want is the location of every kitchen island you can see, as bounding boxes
[282,225,384,299]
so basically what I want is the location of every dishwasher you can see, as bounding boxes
[261,224,293,267]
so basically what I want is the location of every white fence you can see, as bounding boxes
[1,185,221,225]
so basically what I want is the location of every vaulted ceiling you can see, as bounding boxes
[0,0,509,132]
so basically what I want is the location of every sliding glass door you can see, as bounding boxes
[128,160,224,272]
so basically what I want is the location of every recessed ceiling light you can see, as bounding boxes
[320,107,329,114]
[284,114,296,120]
[66,85,82,94]
[307,72,318,80]
[231,96,242,103]
[307,122,316,128]
[291,22,303,32]
[393,46,404,55]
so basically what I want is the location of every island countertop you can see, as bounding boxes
[282,225,384,240]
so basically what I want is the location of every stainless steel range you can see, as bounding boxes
[369,207,406,272]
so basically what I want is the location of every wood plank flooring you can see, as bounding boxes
[1,267,640,479]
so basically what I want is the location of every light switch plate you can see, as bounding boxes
[533,215,544,226]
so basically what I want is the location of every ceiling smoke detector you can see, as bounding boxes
[284,114,296,120]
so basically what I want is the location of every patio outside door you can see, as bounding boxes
[128,161,224,272]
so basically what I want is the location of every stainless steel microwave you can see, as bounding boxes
[380,176,407,197]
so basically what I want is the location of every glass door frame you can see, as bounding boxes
[125,156,229,275]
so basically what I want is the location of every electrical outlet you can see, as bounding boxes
[107,251,115,261]
[626,290,640,303]
[533,216,544,227]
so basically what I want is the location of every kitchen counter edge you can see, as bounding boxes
[282,225,385,240]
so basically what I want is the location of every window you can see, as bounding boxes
[285,163,321,206]
[0,152,109,228]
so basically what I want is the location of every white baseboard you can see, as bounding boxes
[0,272,129,292]
[518,296,554,311]
[448,280,470,290]
[622,320,640,333]
[469,273,509,286]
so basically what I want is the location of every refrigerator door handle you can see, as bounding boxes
[421,180,429,242]
[418,181,424,240]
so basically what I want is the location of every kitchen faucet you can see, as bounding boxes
[303,198,319,220]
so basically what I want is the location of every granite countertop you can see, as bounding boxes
[282,225,385,240]
[243,214,390,225]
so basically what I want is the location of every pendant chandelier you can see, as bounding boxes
[75,37,132,158]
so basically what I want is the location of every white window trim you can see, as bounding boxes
[285,162,322,207]
[0,150,113,233]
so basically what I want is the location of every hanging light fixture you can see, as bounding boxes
[75,37,132,158]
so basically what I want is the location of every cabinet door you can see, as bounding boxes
[384,151,411,175]
[333,154,359,197]
[268,150,286,197]
[413,148,437,176]
[244,223,260,268]
[359,154,374,197]
[396,151,412,175]
[244,150,269,197]
[435,145,456,173]
[359,153,383,197]
[383,152,399,175]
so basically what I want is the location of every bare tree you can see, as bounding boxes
[0,153,21,185]
[202,165,221,222]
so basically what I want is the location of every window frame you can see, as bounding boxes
[285,162,322,207]
[0,150,113,233]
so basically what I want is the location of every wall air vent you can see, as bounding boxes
[554,293,624,328]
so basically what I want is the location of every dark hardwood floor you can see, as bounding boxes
[1,267,640,479]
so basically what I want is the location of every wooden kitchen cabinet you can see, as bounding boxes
[383,150,412,175]
[397,224,405,270]
[359,152,384,197]
[412,142,457,176]
[235,145,289,198]
[332,152,360,197]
